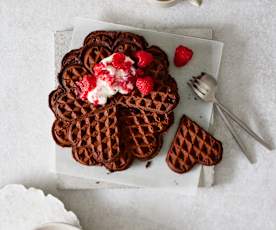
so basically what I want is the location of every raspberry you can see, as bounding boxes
[76,74,97,100]
[112,52,126,69]
[136,76,154,95]
[134,50,154,68]
[122,61,132,72]
[174,45,193,67]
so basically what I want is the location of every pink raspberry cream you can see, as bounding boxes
[76,74,97,100]
[77,53,136,105]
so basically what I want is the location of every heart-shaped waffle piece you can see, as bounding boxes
[49,87,64,115]
[166,115,223,173]
[104,151,133,172]
[119,108,165,160]
[83,31,117,48]
[117,77,179,114]
[144,45,170,81]
[52,119,71,147]
[68,103,120,163]
[120,107,174,134]
[146,45,169,68]
[83,31,148,57]
[61,48,82,68]
[80,45,112,72]
[72,146,100,166]
[115,32,148,49]
[53,90,96,121]
[58,64,89,92]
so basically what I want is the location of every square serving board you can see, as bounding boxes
[55,18,223,190]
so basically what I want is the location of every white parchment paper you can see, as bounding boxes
[55,18,223,191]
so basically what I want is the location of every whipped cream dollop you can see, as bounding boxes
[78,53,136,106]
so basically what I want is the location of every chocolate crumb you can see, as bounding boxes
[96,181,100,184]
[174,180,179,185]
[145,161,152,168]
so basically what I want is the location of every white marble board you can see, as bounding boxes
[55,18,223,190]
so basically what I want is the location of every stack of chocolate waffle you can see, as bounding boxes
[49,31,179,172]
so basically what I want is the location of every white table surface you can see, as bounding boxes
[0,1,276,230]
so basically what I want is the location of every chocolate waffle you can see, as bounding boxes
[68,103,120,163]
[117,77,179,114]
[80,45,112,71]
[53,90,96,121]
[49,31,180,171]
[58,64,89,92]
[123,130,163,160]
[146,45,169,68]
[113,38,147,56]
[120,107,174,134]
[72,146,100,166]
[52,119,71,147]
[83,31,117,49]
[118,107,168,160]
[61,48,82,67]
[116,32,148,49]
[84,31,148,52]
[145,45,169,82]
[49,87,64,115]
[166,115,223,173]
[104,151,133,172]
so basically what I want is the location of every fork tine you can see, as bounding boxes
[192,77,210,92]
[197,78,210,91]
[187,81,205,98]
[192,85,205,98]
[190,79,207,95]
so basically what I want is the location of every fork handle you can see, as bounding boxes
[215,104,254,164]
[214,99,272,151]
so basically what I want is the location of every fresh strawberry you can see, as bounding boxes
[134,51,154,68]
[136,76,154,95]
[76,74,97,100]
[174,45,193,67]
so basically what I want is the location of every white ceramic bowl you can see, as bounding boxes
[0,184,81,230]
[147,0,179,8]
[36,223,81,230]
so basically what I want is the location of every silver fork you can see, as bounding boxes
[188,73,272,163]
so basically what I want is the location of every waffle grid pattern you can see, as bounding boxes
[49,31,179,171]
[166,115,223,173]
